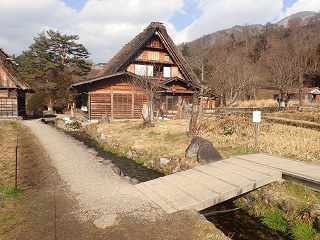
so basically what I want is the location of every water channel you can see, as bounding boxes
[66,130,290,240]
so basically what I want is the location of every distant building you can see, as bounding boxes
[274,87,320,103]
[70,22,218,120]
[0,48,33,118]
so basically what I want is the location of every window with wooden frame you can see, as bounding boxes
[147,51,160,61]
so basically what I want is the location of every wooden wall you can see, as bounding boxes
[0,97,18,118]
[88,80,147,119]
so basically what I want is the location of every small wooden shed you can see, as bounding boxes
[0,48,33,118]
[70,22,217,120]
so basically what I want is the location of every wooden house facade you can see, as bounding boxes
[70,22,217,120]
[0,48,33,118]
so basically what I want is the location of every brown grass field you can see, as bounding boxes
[98,110,320,165]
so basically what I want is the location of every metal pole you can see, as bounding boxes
[88,93,91,123]
[255,122,258,148]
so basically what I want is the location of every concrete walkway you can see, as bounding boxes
[136,153,320,214]
[23,119,163,220]
[135,156,282,213]
[234,154,320,192]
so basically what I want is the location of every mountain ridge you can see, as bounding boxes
[184,11,318,49]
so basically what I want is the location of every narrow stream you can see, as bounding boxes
[66,129,290,239]
[67,131,164,182]
[201,201,290,240]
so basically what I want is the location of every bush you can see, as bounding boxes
[260,209,288,233]
[290,220,319,240]
[26,93,50,112]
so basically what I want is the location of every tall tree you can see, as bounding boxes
[16,30,91,111]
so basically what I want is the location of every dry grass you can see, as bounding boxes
[232,99,278,108]
[98,114,320,164]
[269,109,320,124]
[98,118,193,157]
[0,121,17,186]
[230,99,320,109]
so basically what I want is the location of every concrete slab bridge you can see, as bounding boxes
[135,153,320,213]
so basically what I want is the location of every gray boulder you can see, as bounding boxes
[185,136,222,165]
[93,214,121,229]
[185,136,206,159]
[100,113,110,124]
[197,141,223,165]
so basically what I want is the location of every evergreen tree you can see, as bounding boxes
[16,30,91,112]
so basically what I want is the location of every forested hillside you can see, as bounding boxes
[181,11,320,107]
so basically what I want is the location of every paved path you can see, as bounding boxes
[23,120,163,220]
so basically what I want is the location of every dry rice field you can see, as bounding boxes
[98,113,320,164]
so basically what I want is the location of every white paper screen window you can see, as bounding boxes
[135,65,153,76]
[163,67,171,78]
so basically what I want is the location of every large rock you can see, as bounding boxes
[197,141,223,165]
[93,214,121,229]
[185,136,206,159]
[185,136,222,165]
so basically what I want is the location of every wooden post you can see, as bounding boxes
[15,145,17,188]
[253,111,261,149]
[132,91,134,119]
[111,85,113,119]
[255,122,258,148]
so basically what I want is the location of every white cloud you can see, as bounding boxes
[0,0,75,56]
[1,0,319,64]
[276,0,320,21]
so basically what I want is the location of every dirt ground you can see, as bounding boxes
[0,121,226,240]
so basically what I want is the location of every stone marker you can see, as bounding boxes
[100,113,110,124]
[185,136,222,165]
[93,214,121,229]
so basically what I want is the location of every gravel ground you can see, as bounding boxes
[23,119,164,221]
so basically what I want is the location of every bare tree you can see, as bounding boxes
[126,66,164,127]
[290,29,320,106]
[265,42,295,109]
[206,47,256,106]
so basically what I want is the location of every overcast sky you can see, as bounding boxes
[1,0,319,64]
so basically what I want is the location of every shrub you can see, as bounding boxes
[260,209,288,233]
[26,93,50,112]
[290,220,319,240]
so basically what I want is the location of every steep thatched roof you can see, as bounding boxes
[95,22,200,86]
[0,48,33,92]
